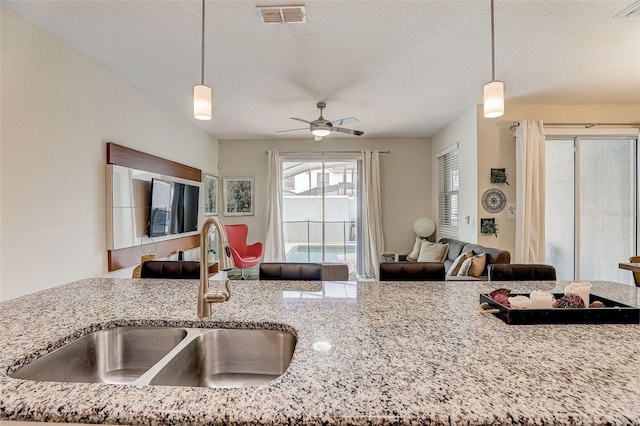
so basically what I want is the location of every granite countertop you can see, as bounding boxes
[1,278,639,425]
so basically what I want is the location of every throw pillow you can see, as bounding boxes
[447,251,473,277]
[457,257,473,276]
[457,252,486,277]
[406,236,423,262]
[417,241,449,262]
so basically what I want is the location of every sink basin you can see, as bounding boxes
[10,326,296,388]
[10,327,187,384]
[150,328,296,388]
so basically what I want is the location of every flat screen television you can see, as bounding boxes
[148,178,199,237]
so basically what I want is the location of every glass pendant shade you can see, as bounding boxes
[194,84,212,120]
[483,80,504,118]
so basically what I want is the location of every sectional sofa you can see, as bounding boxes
[380,237,511,281]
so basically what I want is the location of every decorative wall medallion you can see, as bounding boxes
[481,188,507,213]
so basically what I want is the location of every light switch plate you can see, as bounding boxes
[507,203,516,219]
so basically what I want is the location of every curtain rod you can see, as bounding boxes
[264,150,391,155]
[510,121,640,131]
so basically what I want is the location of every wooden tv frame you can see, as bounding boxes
[106,143,202,271]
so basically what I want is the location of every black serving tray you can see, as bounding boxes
[479,293,640,325]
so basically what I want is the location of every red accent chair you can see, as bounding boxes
[225,224,264,279]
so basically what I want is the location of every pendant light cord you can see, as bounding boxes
[490,0,495,81]
[201,0,205,86]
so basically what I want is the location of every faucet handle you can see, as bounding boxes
[205,279,232,303]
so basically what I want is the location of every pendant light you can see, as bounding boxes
[483,0,504,118]
[194,0,212,120]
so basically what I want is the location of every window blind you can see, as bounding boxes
[438,148,459,239]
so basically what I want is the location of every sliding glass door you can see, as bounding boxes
[545,140,575,280]
[281,158,360,276]
[545,137,637,284]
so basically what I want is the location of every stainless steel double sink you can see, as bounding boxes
[10,326,296,388]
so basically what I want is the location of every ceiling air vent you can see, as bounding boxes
[257,6,306,24]
[614,0,640,17]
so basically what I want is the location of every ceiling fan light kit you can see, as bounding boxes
[311,127,331,137]
[278,102,364,141]
[194,0,212,121]
[483,0,504,119]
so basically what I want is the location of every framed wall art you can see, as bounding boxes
[223,177,254,216]
[480,218,498,237]
[204,174,218,216]
[490,168,509,185]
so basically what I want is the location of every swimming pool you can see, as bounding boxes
[286,245,356,263]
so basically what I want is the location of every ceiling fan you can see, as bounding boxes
[277,102,364,141]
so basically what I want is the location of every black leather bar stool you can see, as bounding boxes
[379,262,446,281]
[487,264,556,281]
[259,262,323,280]
[140,261,201,279]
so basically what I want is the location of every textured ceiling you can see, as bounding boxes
[4,0,640,140]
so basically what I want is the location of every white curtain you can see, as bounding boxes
[515,121,546,263]
[362,150,385,278]
[264,150,285,261]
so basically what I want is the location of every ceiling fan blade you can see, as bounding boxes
[334,126,364,136]
[276,127,308,133]
[290,117,312,124]
[331,117,359,126]
[314,135,324,142]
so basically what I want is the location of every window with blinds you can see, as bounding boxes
[438,148,459,239]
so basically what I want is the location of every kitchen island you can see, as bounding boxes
[1,278,639,425]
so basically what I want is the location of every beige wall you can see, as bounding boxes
[476,104,640,257]
[475,107,516,253]
[218,138,431,258]
[431,107,478,243]
[0,8,218,300]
